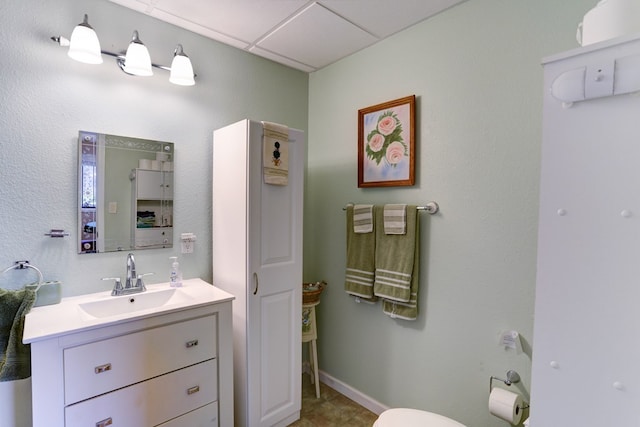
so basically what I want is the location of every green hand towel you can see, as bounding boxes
[382,206,420,320]
[374,205,420,308]
[0,288,36,382]
[382,212,420,320]
[344,205,377,301]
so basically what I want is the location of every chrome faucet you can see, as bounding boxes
[102,253,151,296]
[126,253,137,289]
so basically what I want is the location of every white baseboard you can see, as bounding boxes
[318,370,389,416]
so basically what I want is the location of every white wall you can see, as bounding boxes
[0,0,308,297]
[305,1,594,426]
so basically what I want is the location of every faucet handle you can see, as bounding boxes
[102,277,123,295]
[136,272,154,291]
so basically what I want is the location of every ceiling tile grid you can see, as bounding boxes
[106,0,467,72]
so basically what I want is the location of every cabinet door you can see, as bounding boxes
[161,171,174,200]
[247,124,303,427]
[136,170,164,200]
[532,42,640,426]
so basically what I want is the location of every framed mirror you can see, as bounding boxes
[78,131,174,254]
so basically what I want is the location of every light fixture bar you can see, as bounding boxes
[51,40,181,74]
[51,19,196,85]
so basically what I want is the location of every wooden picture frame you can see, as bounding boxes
[358,95,415,187]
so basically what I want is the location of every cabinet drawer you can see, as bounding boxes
[157,401,218,427]
[64,314,216,405]
[65,359,217,427]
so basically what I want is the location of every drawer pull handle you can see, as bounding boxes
[187,385,200,395]
[94,363,112,374]
[96,417,113,427]
[186,339,199,348]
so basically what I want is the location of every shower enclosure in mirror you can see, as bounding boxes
[78,131,174,254]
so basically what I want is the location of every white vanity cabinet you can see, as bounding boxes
[24,280,234,427]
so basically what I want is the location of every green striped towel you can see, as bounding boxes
[382,216,420,320]
[344,205,377,301]
[374,205,419,304]
[0,288,36,381]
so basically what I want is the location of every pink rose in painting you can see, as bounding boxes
[385,141,406,165]
[368,133,385,152]
[377,115,397,135]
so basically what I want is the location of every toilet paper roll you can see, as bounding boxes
[489,387,523,425]
[156,152,169,161]
[138,159,152,169]
[151,160,161,170]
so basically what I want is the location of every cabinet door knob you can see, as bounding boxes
[94,363,112,374]
[186,339,199,348]
[187,385,200,395]
[96,417,113,427]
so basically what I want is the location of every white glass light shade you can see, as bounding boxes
[123,31,153,76]
[67,14,102,64]
[169,50,195,86]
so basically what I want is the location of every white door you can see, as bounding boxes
[247,124,303,427]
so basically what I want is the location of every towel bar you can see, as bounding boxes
[343,202,439,215]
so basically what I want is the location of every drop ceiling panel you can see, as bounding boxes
[255,3,377,69]
[151,0,308,43]
[321,0,467,38]
[106,0,467,72]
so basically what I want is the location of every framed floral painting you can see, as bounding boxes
[358,95,415,187]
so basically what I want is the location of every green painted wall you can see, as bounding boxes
[305,1,594,425]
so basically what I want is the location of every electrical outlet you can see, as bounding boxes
[180,232,196,254]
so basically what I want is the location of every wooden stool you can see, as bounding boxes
[302,301,320,398]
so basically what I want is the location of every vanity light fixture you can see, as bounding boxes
[122,30,153,77]
[51,14,196,86]
[169,44,195,86]
[67,14,103,65]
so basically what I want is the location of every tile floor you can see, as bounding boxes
[290,375,379,426]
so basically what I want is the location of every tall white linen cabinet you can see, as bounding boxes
[212,119,304,427]
[531,35,640,426]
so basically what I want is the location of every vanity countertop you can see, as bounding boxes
[23,278,234,344]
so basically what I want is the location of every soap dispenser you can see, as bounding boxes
[169,256,182,287]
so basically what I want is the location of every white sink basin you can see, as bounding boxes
[78,288,193,319]
[24,279,236,344]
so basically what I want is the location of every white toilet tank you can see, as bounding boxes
[374,408,467,427]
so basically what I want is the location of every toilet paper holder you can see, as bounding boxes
[489,370,521,393]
